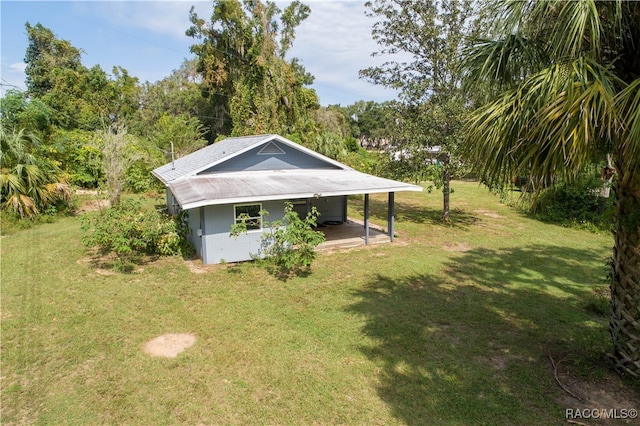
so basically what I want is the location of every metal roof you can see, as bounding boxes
[168,169,423,210]
[152,134,350,184]
[154,134,423,209]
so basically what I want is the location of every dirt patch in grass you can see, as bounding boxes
[76,199,110,213]
[555,372,639,425]
[548,347,640,424]
[143,333,196,358]
[442,242,471,252]
[474,209,504,219]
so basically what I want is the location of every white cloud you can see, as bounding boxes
[288,1,404,104]
[96,0,403,104]
[88,1,211,41]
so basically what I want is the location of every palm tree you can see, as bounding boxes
[461,0,640,378]
[0,126,71,218]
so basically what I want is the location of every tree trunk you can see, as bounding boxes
[442,152,451,221]
[608,157,640,378]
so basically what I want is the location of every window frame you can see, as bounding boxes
[234,203,263,232]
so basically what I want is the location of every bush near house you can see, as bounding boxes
[231,201,325,274]
[81,198,192,271]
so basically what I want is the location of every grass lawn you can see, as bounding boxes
[2,181,638,425]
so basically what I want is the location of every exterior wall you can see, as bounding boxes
[195,199,286,265]
[311,196,347,224]
[165,187,180,216]
[186,207,201,258]
[181,195,348,265]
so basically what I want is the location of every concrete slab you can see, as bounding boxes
[316,219,390,250]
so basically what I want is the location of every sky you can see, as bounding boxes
[1,0,403,106]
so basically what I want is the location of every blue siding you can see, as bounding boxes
[186,207,201,257]
[311,196,346,224]
[186,196,347,265]
[198,200,286,264]
[197,142,340,174]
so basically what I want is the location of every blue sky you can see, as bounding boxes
[1,0,403,106]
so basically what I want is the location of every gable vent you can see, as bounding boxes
[258,141,286,155]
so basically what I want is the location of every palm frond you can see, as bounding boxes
[464,57,620,191]
[615,78,640,180]
[461,34,547,97]
[4,194,38,218]
[538,0,602,58]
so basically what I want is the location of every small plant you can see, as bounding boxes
[230,201,326,274]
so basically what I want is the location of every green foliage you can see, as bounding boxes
[187,0,318,138]
[81,199,192,271]
[135,59,214,142]
[24,23,140,131]
[230,201,325,274]
[342,148,382,175]
[0,89,53,139]
[310,131,347,161]
[0,126,71,218]
[125,160,161,194]
[49,129,103,188]
[531,173,613,231]
[150,113,207,158]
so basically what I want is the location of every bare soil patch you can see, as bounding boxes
[442,242,471,252]
[143,333,196,358]
[474,209,504,218]
[548,348,640,425]
[76,199,110,213]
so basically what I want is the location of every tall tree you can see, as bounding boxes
[360,0,478,220]
[24,23,84,99]
[462,0,640,378]
[24,23,139,130]
[136,59,214,142]
[96,123,141,206]
[187,0,319,138]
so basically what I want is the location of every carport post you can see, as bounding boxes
[388,192,395,242]
[364,193,370,245]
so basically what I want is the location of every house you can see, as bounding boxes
[152,134,423,264]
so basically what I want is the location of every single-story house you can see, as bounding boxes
[152,134,423,264]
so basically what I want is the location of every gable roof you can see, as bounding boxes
[152,134,349,184]
[153,134,423,210]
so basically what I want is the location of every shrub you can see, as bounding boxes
[230,201,325,274]
[532,173,613,230]
[81,199,192,270]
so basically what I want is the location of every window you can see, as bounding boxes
[234,203,262,231]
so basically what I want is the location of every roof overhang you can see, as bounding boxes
[168,169,423,210]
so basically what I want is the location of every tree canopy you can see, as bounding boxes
[187,0,319,138]
[361,0,479,219]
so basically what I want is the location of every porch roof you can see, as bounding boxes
[168,168,423,210]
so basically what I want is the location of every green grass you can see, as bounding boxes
[1,181,632,425]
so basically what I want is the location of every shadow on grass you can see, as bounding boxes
[84,249,160,273]
[351,197,481,229]
[347,244,614,425]
[224,259,312,281]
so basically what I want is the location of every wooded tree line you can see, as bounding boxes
[1,0,637,378]
[1,0,477,221]
[1,3,373,218]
